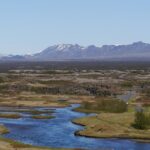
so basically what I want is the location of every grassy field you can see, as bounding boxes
[74,97,128,113]
[73,112,150,142]
[73,96,150,142]
[0,113,21,119]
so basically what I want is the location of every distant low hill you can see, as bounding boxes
[1,41,150,61]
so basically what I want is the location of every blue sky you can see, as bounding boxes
[0,0,150,54]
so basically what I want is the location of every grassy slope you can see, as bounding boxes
[73,112,150,141]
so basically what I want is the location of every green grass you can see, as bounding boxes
[0,137,76,149]
[73,112,150,142]
[0,113,21,119]
[32,115,55,119]
[75,97,127,113]
[0,125,9,134]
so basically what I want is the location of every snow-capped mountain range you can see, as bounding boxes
[1,41,150,61]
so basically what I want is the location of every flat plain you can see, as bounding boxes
[0,61,150,149]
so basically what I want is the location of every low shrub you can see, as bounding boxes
[132,111,150,130]
[82,98,127,113]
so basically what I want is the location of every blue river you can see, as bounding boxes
[0,104,150,150]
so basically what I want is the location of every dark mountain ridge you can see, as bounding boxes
[1,41,150,61]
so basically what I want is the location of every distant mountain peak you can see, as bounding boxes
[46,44,85,52]
[132,41,148,45]
[55,44,74,50]
[1,42,150,61]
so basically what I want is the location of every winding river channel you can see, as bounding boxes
[0,104,150,150]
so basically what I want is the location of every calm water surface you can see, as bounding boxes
[0,104,150,150]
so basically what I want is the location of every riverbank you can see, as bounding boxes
[73,112,150,142]
[0,138,75,150]
[0,104,150,150]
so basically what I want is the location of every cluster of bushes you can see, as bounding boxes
[83,83,114,96]
[33,82,114,96]
[82,98,127,113]
[30,86,60,94]
[38,80,74,86]
[141,88,150,97]
[0,77,5,83]
[0,81,115,96]
[132,111,150,130]
[138,80,150,88]
[42,70,73,74]
[0,84,13,93]
[85,87,112,96]
[120,81,134,88]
